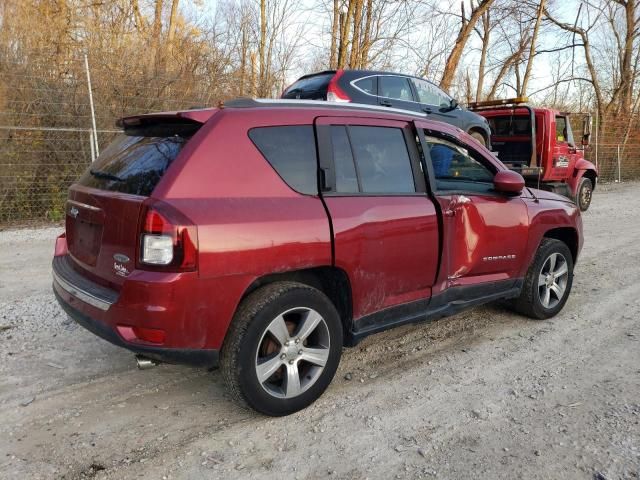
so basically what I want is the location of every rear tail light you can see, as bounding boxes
[326,70,351,103]
[137,202,198,272]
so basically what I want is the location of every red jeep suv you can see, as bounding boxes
[53,99,583,416]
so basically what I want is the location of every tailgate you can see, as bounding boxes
[65,111,212,287]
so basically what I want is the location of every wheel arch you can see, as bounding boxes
[543,227,579,263]
[467,126,489,144]
[581,168,597,190]
[237,266,354,343]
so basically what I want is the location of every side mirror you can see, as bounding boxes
[441,98,458,112]
[494,170,525,194]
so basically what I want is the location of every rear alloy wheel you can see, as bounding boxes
[469,131,487,147]
[220,282,342,416]
[577,177,593,211]
[256,307,331,399]
[512,238,574,319]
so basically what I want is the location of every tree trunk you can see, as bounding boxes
[349,0,364,68]
[439,0,496,91]
[259,0,266,93]
[239,23,248,96]
[166,0,179,62]
[150,0,164,75]
[475,8,490,101]
[337,0,355,68]
[329,0,339,68]
[359,0,373,68]
[619,0,635,114]
[520,0,546,97]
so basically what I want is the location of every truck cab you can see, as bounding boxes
[469,98,598,211]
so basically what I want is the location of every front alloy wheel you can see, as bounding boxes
[538,252,569,309]
[512,238,574,319]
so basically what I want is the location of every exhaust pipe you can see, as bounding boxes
[135,355,159,370]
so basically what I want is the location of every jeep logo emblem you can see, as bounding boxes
[113,253,130,263]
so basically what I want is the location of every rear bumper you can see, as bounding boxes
[54,288,218,367]
[52,255,219,367]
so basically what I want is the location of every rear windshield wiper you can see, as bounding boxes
[90,169,124,182]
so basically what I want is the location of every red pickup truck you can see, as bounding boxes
[53,99,583,415]
[470,98,598,211]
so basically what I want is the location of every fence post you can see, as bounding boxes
[84,53,99,158]
[89,131,96,162]
[594,113,598,170]
[617,144,621,183]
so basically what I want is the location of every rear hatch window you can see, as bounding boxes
[77,135,187,196]
[281,73,334,99]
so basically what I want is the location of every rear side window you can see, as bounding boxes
[379,76,414,101]
[340,126,415,194]
[282,73,334,98]
[330,126,359,193]
[353,77,376,95]
[249,126,318,195]
[77,134,187,196]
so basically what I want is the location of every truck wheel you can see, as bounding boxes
[513,238,574,320]
[469,131,487,147]
[577,177,593,211]
[220,282,343,416]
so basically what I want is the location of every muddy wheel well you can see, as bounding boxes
[468,127,488,143]
[582,169,597,190]
[241,267,353,339]
[544,227,578,262]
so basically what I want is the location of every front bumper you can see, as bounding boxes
[52,255,219,367]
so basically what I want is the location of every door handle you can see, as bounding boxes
[422,107,432,114]
[380,100,393,107]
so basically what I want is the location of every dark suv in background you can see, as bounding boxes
[281,69,492,146]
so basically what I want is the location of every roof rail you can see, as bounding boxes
[223,97,429,119]
[468,97,529,110]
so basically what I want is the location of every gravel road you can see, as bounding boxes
[1,183,639,480]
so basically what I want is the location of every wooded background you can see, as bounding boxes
[0,0,639,224]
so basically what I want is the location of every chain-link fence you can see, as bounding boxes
[0,53,225,226]
[1,54,640,226]
[586,115,640,182]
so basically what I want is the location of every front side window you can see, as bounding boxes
[425,136,494,191]
[249,126,318,195]
[413,78,451,107]
[555,116,574,145]
[379,76,414,102]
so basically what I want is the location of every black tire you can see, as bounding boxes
[220,282,343,416]
[576,177,593,211]
[469,131,487,147]
[512,238,574,320]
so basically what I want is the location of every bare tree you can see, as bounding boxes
[440,0,496,91]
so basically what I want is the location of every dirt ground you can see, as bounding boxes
[1,183,639,480]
